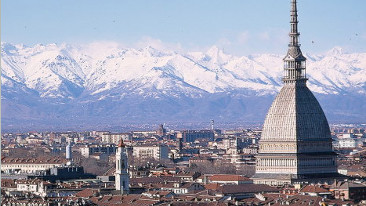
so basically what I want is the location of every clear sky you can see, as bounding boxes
[2,0,366,55]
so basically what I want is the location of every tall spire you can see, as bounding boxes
[283,0,307,83]
[289,0,299,46]
[254,0,338,186]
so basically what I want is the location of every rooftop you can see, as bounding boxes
[1,156,67,164]
[209,174,251,182]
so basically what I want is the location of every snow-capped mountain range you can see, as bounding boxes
[2,42,366,130]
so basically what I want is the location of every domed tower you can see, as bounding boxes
[115,138,129,194]
[253,0,338,186]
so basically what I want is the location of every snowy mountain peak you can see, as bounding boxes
[205,46,231,62]
[1,42,366,129]
[326,46,345,56]
[206,46,221,56]
[2,42,366,99]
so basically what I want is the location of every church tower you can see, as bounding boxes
[253,0,338,186]
[115,138,129,194]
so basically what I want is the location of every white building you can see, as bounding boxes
[132,144,169,160]
[102,133,132,144]
[338,138,357,148]
[66,143,72,160]
[160,182,205,194]
[15,179,49,197]
[80,144,116,158]
[1,157,67,174]
[342,133,355,139]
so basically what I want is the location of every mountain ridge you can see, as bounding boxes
[2,42,366,130]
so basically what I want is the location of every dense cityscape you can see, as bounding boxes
[1,123,366,205]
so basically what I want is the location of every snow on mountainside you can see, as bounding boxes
[2,43,366,99]
[1,42,366,129]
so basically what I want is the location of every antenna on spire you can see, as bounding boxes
[289,0,299,46]
[282,0,307,83]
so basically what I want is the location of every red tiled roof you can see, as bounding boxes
[166,202,229,206]
[209,174,251,182]
[331,181,366,189]
[219,184,279,194]
[144,190,172,196]
[74,188,99,198]
[90,194,159,206]
[16,179,48,185]
[300,185,329,193]
[130,176,181,185]
[205,183,220,190]
[1,157,67,164]
[1,179,16,188]
[348,170,366,177]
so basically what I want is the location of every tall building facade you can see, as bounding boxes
[253,0,338,186]
[132,144,169,160]
[115,139,129,194]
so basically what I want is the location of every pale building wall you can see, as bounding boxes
[2,163,63,174]
[133,145,169,160]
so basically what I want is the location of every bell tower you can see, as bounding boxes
[115,138,129,194]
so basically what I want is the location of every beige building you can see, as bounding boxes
[101,133,132,144]
[330,181,366,201]
[1,157,67,174]
[15,179,50,197]
[207,174,253,185]
[133,144,169,160]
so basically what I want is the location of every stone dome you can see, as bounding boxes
[261,82,331,143]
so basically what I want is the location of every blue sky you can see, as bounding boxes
[2,0,366,55]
